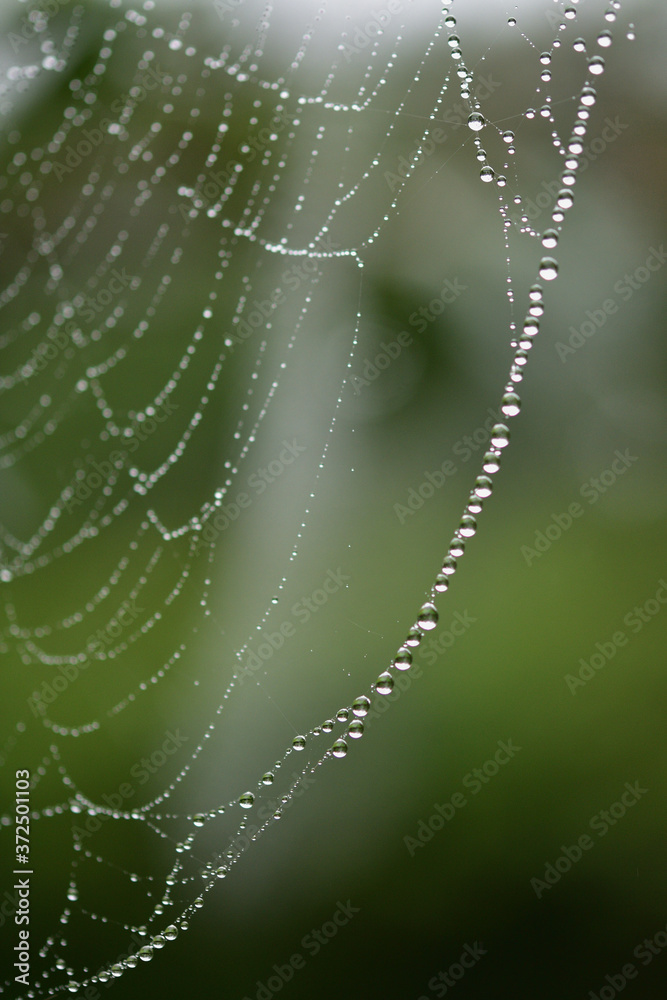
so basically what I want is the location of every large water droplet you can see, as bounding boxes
[588,55,605,75]
[501,392,521,417]
[539,257,559,281]
[393,647,413,671]
[490,424,510,449]
[480,166,495,183]
[467,112,485,131]
[449,537,465,558]
[459,515,477,538]
[482,451,501,474]
[474,475,493,498]
[331,739,347,758]
[375,672,394,694]
[347,720,364,739]
[239,791,255,809]
[557,189,574,209]
[352,695,371,717]
[417,603,438,630]
[542,228,559,249]
[292,736,306,751]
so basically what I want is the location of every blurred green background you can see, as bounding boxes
[1,1,666,998]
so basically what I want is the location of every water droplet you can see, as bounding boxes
[588,55,605,75]
[459,515,477,538]
[480,166,495,183]
[152,935,166,950]
[597,30,612,47]
[573,37,586,52]
[261,772,274,785]
[501,392,521,417]
[393,647,413,670]
[331,739,348,758]
[336,708,349,723]
[539,257,559,281]
[417,603,439,630]
[375,672,394,695]
[540,52,551,65]
[404,627,423,647]
[474,475,493,498]
[490,424,510,449]
[476,148,487,162]
[347,720,364,739]
[507,16,516,26]
[352,696,371,717]
[557,189,574,209]
[435,573,449,593]
[542,229,559,249]
[449,537,466,558]
[447,34,460,48]
[444,15,456,28]
[467,112,485,131]
[322,719,334,733]
[164,925,179,941]
[502,130,514,143]
[581,86,597,106]
[239,791,255,809]
[482,451,501,474]
[68,983,80,994]
[193,813,206,827]
[138,946,153,962]
[292,736,306,751]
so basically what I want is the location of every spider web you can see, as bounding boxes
[0,0,637,995]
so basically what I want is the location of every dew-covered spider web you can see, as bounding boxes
[0,0,641,995]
